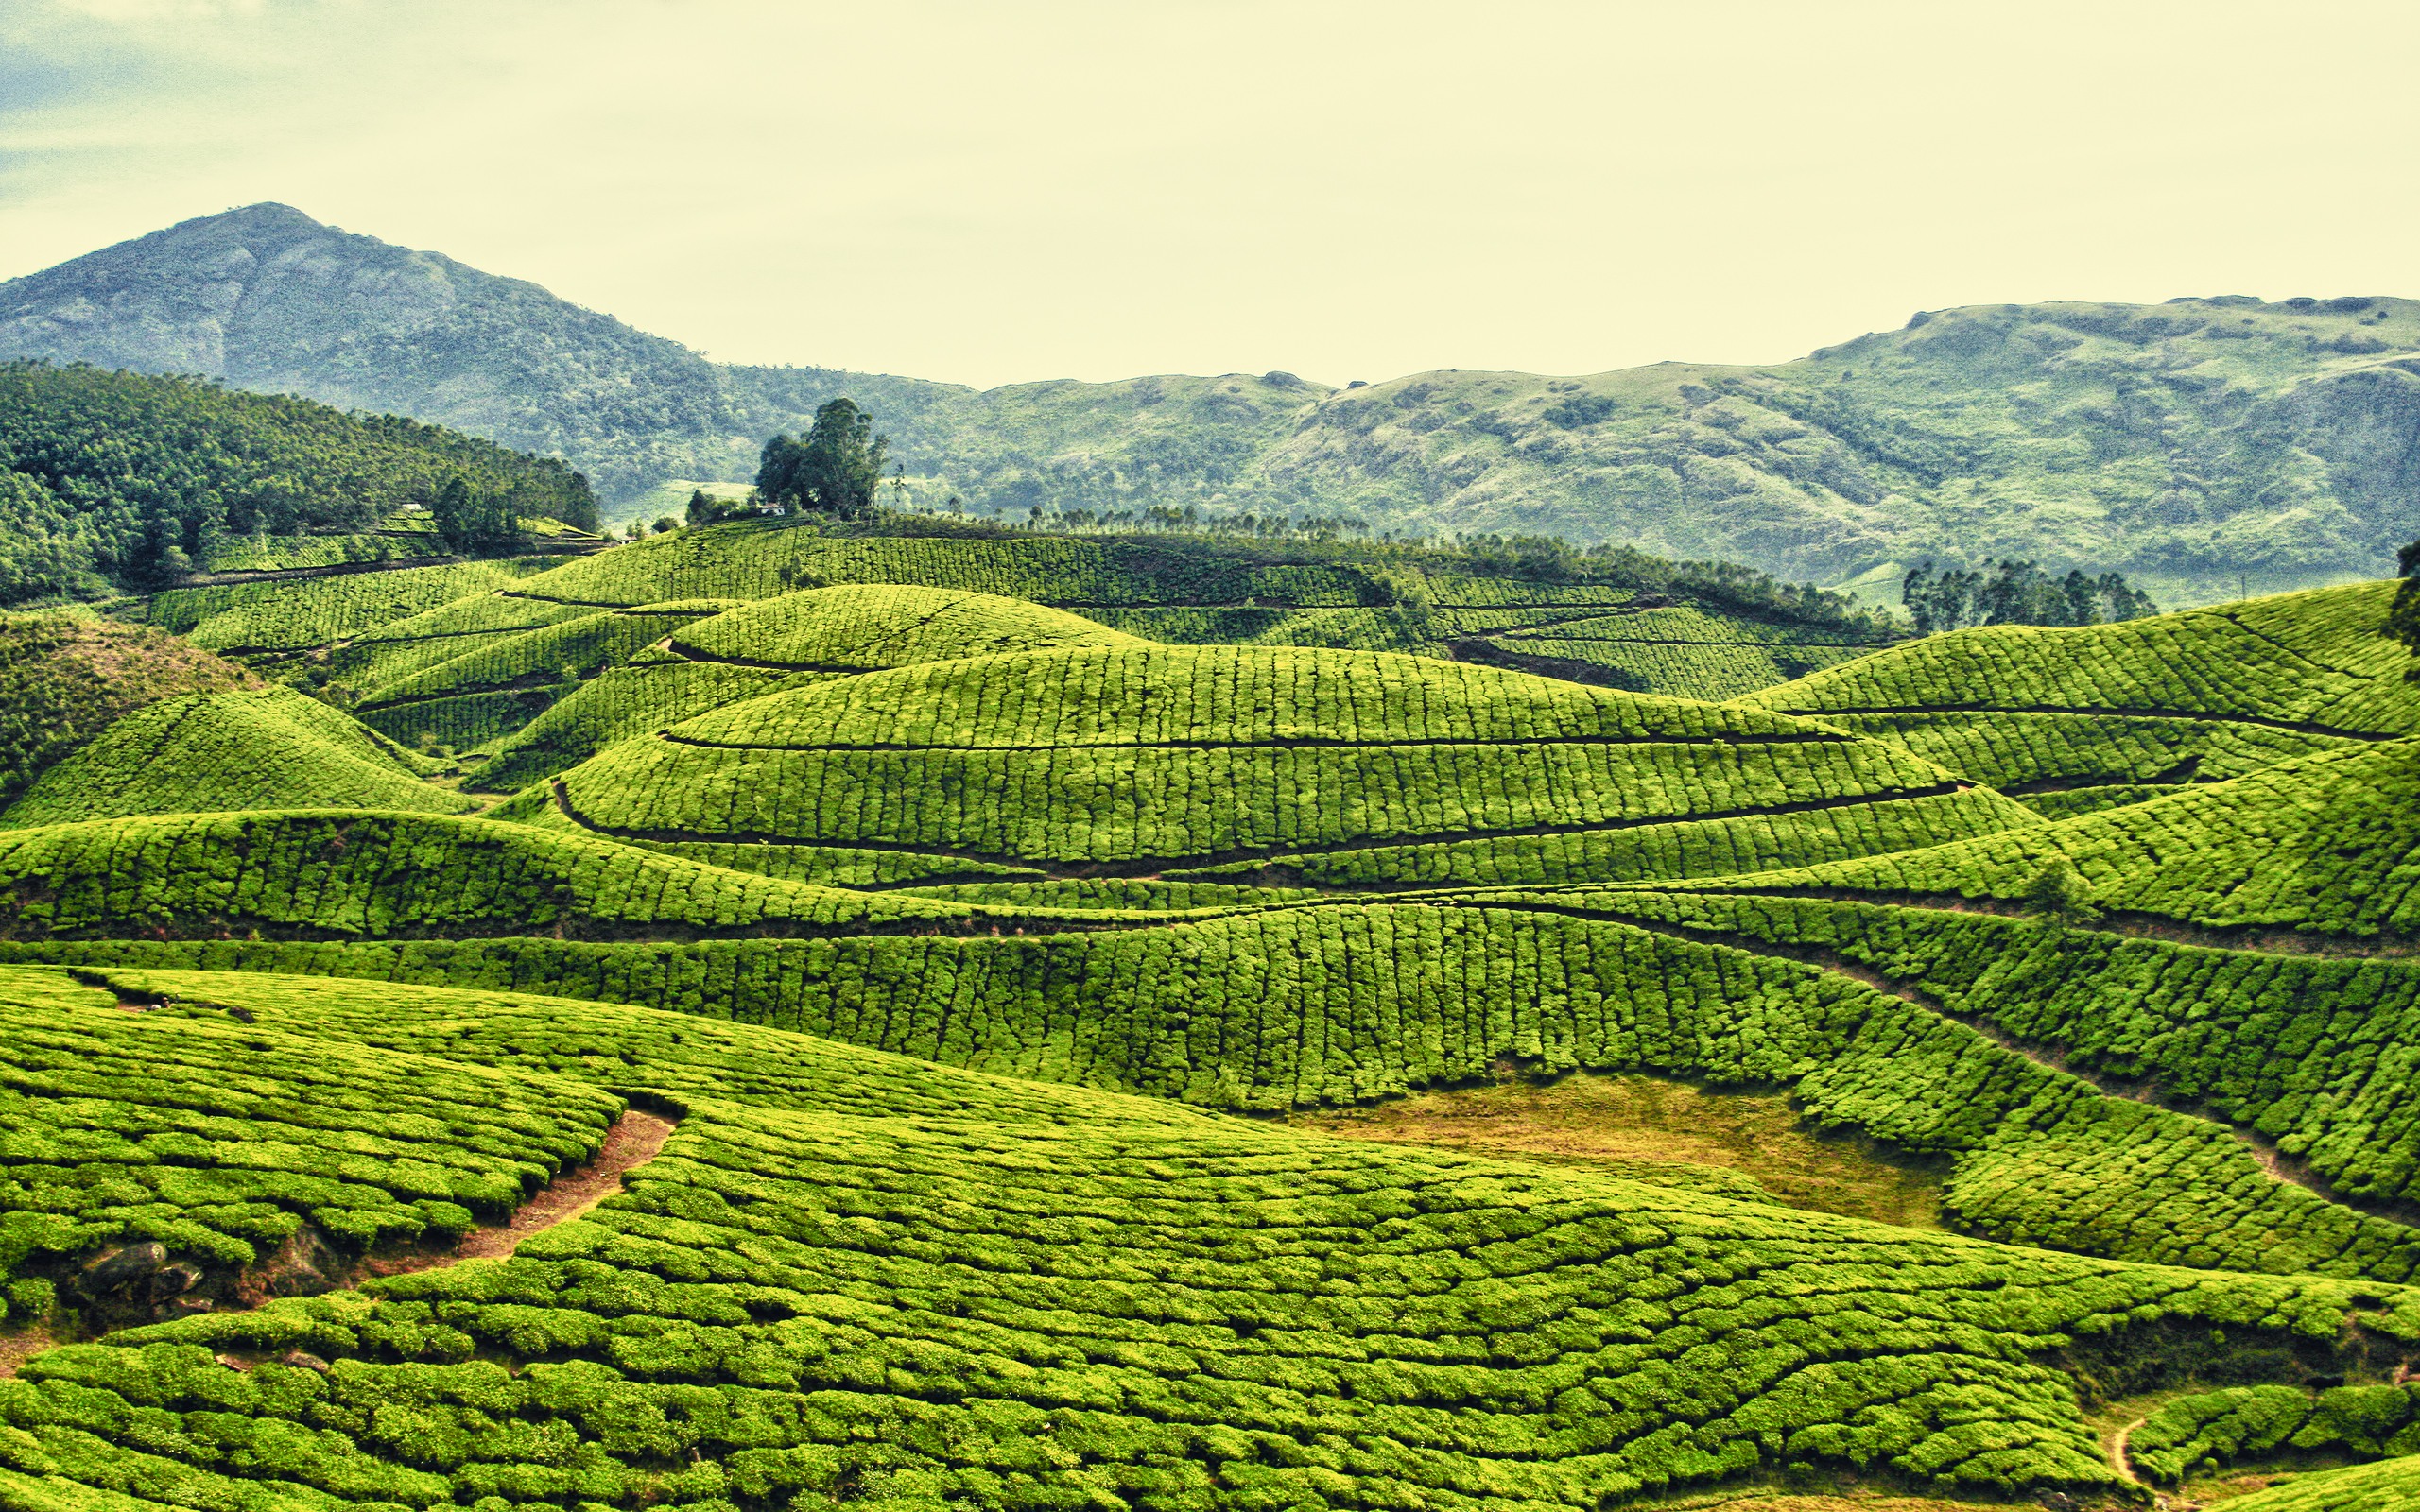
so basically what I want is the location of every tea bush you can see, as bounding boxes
[2129,1382,2420,1483]
[3,955,2414,1512]
[0,811,992,941]
[1685,740,2420,938]
[1,689,471,829]
[0,967,617,1297]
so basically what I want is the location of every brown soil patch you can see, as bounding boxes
[1291,1074,1945,1228]
[0,1325,60,1380]
[365,1108,676,1276]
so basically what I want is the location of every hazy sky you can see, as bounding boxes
[3,0,2415,389]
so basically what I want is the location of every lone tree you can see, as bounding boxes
[2022,856,2101,927]
[756,399,890,520]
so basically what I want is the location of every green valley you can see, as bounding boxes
[8,462,2420,1512]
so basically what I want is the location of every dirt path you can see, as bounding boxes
[367,1108,676,1276]
[2109,1417,2149,1486]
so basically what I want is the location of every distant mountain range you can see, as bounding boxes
[6,202,2417,604]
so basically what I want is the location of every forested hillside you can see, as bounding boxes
[7,205,2417,602]
[0,360,596,600]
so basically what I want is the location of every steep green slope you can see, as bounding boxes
[469,586,1144,791]
[2,965,2414,1511]
[1659,738,2420,940]
[0,687,471,828]
[0,614,257,809]
[351,600,737,752]
[523,643,2031,889]
[1737,580,2420,816]
[0,809,991,940]
[143,558,562,662]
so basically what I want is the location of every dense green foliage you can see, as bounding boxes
[753,398,888,519]
[1899,558,2158,632]
[529,643,2028,886]
[0,968,618,1310]
[0,360,594,598]
[22,885,2420,1289]
[354,603,737,752]
[0,688,468,829]
[0,615,257,809]
[2128,1382,2420,1483]
[145,560,561,657]
[0,810,989,942]
[1738,580,2420,815]
[4,966,2417,1512]
[671,585,1138,670]
[1687,740,2420,938]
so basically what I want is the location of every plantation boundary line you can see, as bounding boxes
[1616,885,2420,959]
[1423,895,2420,1234]
[1763,703,2401,741]
[548,776,1978,878]
[651,730,1857,754]
[1490,634,1896,649]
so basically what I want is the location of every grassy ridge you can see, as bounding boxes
[1661,740,2420,938]
[1736,582,2420,814]
[0,810,994,941]
[2,966,2416,1509]
[0,615,258,809]
[0,688,472,828]
[31,897,2420,1285]
[530,644,2028,884]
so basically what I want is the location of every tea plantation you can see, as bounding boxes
[10,524,2420,1507]
[1736,580,2420,816]
[5,966,2419,1512]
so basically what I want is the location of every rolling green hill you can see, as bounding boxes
[0,687,471,828]
[0,614,258,810]
[10,207,2420,600]
[3,962,2417,1512]
[14,511,2420,1505]
[1736,578,2420,816]
[511,642,2029,894]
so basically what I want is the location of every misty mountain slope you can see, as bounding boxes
[7,205,2419,602]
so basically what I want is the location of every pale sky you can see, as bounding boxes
[2,0,2415,390]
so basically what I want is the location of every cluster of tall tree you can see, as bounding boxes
[755,399,889,521]
[1903,559,2158,632]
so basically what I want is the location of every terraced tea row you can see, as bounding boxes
[31,895,2420,1285]
[1736,581,2420,815]
[1535,890,2420,1215]
[1654,739,2420,940]
[2,967,2414,1511]
[0,688,473,829]
[515,644,2027,884]
[0,968,620,1327]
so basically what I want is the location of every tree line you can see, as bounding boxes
[1902,559,2158,632]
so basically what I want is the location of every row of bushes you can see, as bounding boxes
[1701,740,2420,938]
[1739,580,2417,738]
[547,718,1994,871]
[25,899,2420,1284]
[0,967,616,1294]
[2,690,473,829]
[6,1076,2406,1510]
[1564,890,2420,1211]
